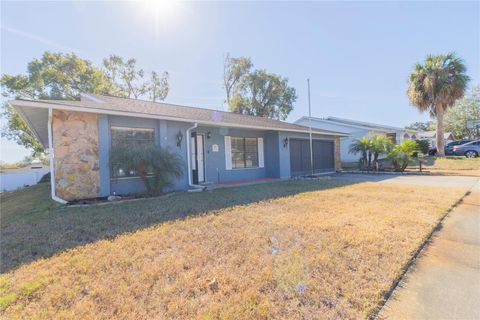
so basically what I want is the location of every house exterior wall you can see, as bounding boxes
[52,109,100,200]
[264,131,280,178]
[278,132,292,178]
[194,126,269,183]
[93,115,341,197]
[98,115,190,196]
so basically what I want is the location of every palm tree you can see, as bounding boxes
[407,53,469,157]
[370,135,394,169]
[349,137,370,169]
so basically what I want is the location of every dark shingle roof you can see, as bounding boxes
[11,94,348,136]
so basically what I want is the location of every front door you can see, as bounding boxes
[191,133,205,184]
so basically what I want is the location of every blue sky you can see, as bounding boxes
[1,1,479,162]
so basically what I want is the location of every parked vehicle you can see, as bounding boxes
[452,140,480,158]
[428,140,473,156]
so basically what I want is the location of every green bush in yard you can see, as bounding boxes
[415,139,430,155]
[387,140,420,172]
[350,135,393,170]
[110,144,184,195]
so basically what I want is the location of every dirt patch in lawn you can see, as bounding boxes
[0,182,464,319]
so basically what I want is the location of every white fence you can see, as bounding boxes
[0,170,49,192]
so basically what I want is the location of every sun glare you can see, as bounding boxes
[139,0,183,38]
[143,0,180,19]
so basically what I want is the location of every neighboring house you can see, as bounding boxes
[295,116,419,162]
[10,94,347,202]
[418,131,455,148]
[0,164,49,192]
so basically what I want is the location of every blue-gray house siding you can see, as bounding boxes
[97,114,338,196]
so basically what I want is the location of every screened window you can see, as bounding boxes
[231,137,259,169]
[111,126,155,147]
[110,126,155,178]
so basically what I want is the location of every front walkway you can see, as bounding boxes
[379,181,480,319]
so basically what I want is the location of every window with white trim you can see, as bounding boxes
[231,137,259,169]
[110,126,155,178]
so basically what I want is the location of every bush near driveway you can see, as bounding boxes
[0,180,464,319]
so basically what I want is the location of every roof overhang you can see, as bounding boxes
[10,100,349,137]
[13,104,49,149]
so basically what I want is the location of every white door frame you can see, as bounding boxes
[196,134,205,183]
[191,132,206,183]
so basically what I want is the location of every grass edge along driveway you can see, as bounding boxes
[1,180,465,319]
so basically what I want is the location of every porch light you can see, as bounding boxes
[283,137,289,148]
[206,131,212,139]
[176,130,183,147]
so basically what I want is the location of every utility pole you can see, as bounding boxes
[307,79,314,177]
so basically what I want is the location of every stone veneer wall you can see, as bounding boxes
[334,136,342,171]
[53,110,100,200]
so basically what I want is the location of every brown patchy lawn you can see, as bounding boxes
[417,156,480,176]
[0,180,464,319]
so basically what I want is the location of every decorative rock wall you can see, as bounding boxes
[53,110,100,200]
[334,136,342,171]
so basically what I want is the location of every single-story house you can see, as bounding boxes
[10,94,347,202]
[294,116,419,162]
[417,131,455,148]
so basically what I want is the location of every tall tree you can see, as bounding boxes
[229,70,296,120]
[149,71,169,102]
[444,85,480,139]
[2,52,170,155]
[1,52,116,155]
[103,55,145,99]
[407,53,469,156]
[405,121,435,131]
[1,52,115,100]
[223,54,252,106]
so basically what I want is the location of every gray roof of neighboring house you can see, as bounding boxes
[296,115,418,133]
[418,131,454,139]
[9,94,348,149]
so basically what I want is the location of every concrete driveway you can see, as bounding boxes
[332,173,480,319]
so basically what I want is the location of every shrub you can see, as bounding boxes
[110,144,184,196]
[415,139,430,155]
[387,140,419,172]
[349,135,394,170]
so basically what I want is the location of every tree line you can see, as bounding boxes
[1,50,475,159]
[1,52,297,156]
[1,52,170,155]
